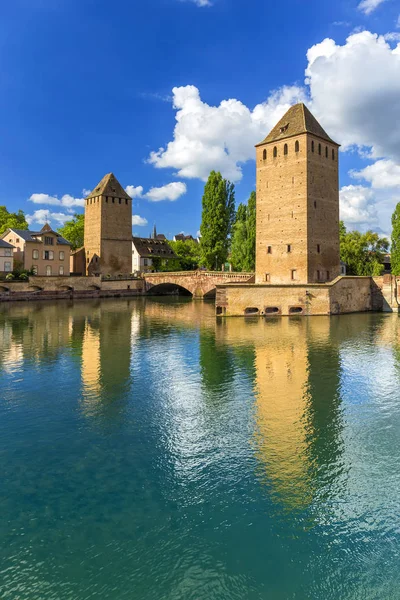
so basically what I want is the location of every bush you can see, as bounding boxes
[5,273,14,280]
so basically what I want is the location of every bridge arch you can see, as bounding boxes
[203,287,216,299]
[147,282,193,296]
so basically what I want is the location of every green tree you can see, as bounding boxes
[168,239,202,270]
[200,171,235,270]
[230,191,256,272]
[391,203,400,276]
[58,213,85,250]
[340,221,389,276]
[0,206,28,236]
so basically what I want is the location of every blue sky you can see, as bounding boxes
[1,0,399,237]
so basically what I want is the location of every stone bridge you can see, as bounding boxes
[144,270,254,298]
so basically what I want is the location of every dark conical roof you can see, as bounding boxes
[256,103,338,146]
[86,173,131,200]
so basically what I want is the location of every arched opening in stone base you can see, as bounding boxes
[147,283,193,297]
[203,287,216,300]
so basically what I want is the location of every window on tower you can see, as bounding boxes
[284,144,288,155]
[332,149,335,160]
[263,149,267,160]
[311,141,315,153]
[325,146,328,158]
[287,244,291,253]
[318,143,322,155]
[295,141,299,153]
[273,147,277,158]
[267,246,272,254]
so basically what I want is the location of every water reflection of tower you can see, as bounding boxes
[254,318,343,510]
[81,300,134,414]
[215,317,343,511]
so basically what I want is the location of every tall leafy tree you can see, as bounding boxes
[0,206,28,236]
[200,171,235,270]
[340,221,388,276]
[391,203,400,276]
[58,214,85,250]
[230,191,256,271]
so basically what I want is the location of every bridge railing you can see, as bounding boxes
[144,270,254,279]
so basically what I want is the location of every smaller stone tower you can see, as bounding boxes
[84,173,132,275]
[255,104,340,285]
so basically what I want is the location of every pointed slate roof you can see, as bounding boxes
[256,103,338,146]
[86,173,131,200]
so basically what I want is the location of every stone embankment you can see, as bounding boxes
[0,276,145,302]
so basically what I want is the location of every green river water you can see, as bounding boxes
[1,298,400,599]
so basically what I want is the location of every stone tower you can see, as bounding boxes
[255,103,340,285]
[84,173,132,275]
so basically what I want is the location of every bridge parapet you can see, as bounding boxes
[144,270,254,297]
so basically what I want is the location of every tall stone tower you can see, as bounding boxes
[255,103,340,285]
[84,173,132,275]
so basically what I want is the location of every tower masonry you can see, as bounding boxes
[255,103,340,285]
[84,173,132,276]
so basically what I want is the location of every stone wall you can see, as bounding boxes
[216,276,398,317]
[0,276,145,302]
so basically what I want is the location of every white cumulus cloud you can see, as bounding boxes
[29,193,85,208]
[145,182,187,202]
[125,182,187,202]
[306,31,400,160]
[26,209,72,227]
[148,84,306,182]
[351,159,400,189]
[132,215,148,226]
[340,185,378,227]
[125,185,144,198]
[358,0,387,15]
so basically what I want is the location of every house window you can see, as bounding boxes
[32,265,38,275]
[112,198,115,203]
[144,258,148,266]
[287,244,291,253]
[4,261,11,272]
[311,141,314,153]
[273,146,277,158]
[317,244,321,253]
[284,143,288,155]
[295,140,300,152]
[33,249,39,259]
[125,199,128,205]
[267,246,272,254]
[4,248,12,256]
[59,265,64,275]
[45,236,54,245]
[46,266,52,276]
[263,149,267,160]
[44,250,54,260]
[291,269,297,280]
[59,251,65,260]
[16,238,19,243]
[265,273,270,282]
[106,197,109,203]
